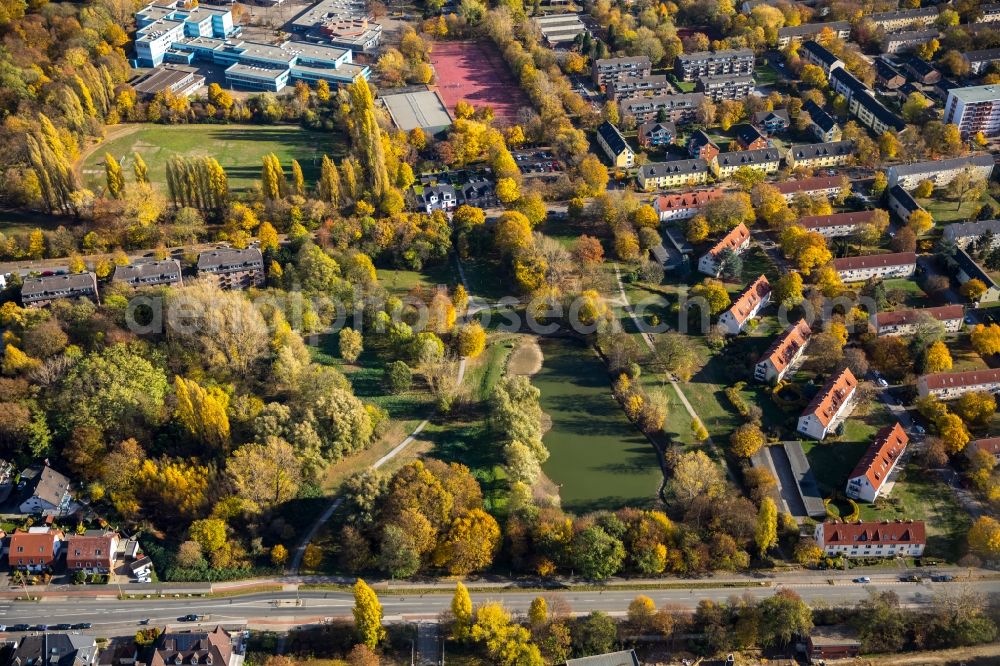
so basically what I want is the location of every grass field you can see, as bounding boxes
[80,124,346,193]
[918,193,1000,224]
[535,337,664,513]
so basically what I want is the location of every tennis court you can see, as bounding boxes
[429,41,529,125]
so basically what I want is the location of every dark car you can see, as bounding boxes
[900,574,922,582]
[72,623,92,630]
[931,574,954,582]
[52,624,72,630]
[179,614,201,622]
[31,625,48,631]
[10,625,29,632]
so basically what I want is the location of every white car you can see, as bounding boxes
[876,377,888,388]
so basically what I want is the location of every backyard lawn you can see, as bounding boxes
[917,193,1000,224]
[80,124,347,192]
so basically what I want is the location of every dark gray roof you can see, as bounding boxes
[955,247,999,289]
[112,260,182,285]
[888,185,921,214]
[891,154,995,177]
[677,48,754,63]
[21,272,98,300]
[853,89,906,131]
[565,650,640,666]
[716,148,781,167]
[688,129,718,150]
[639,120,676,135]
[639,158,709,179]
[11,634,97,666]
[197,247,264,272]
[875,59,904,81]
[943,219,1000,242]
[904,56,939,78]
[965,48,1000,63]
[734,123,766,146]
[698,72,754,84]
[831,66,868,96]
[870,6,938,21]
[789,140,854,160]
[803,100,838,133]
[594,55,651,69]
[620,92,706,115]
[419,183,456,204]
[596,121,630,156]
[801,40,841,68]
[882,28,940,43]
[754,109,790,125]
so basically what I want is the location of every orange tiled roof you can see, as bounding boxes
[724,274,771,325]
[849,422,908,493]
[759,319,811,373]
[802,367,857,427]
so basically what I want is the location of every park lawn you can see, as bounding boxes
[0,209,67,235]
[461,333,517,402]
[917,193,1000,224]
[754,62,785,86]
[801,399,895,496]
[858,466,971,561]
[80,124,346,192]
[879,278,930,308]
[377,263,457,298]
[948,333,990,372]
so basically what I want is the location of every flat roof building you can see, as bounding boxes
[945,85,1000,138]
[381,89,452,133]
[533,13,587,47]
[131,65,205,98]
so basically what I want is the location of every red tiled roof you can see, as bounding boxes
[802,367,857,427]
[921,368,1000,390]
[800,210,879,230]
[849,422,908,493]
[66,533,117,567]
[970,437,1000,456]
[874,305,964,329]
[822,520,926,546]
[706,222,750,259]
[725,274,771,326]
[832,252,916,272]
[759,319,811,373]
[8,529,63,565]
[774,175,844,195]
[654,188,724,211]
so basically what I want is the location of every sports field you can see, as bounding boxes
[429,41,529,125]
[79,124,346,193]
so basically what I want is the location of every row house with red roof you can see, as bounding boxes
[846,422,908,503]
[717,275,771,335]
[754,319,812,384]
[652,188,723,222]
[871,305,964,337]
[814,520,926,557]
[797,368,857,440]
[832,252,916,283]
[697,223,751,276]
[966,437,1000,463]
[8,527,65,572]
[917,368,1000,399]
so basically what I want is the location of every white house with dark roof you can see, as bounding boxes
[19,465,75,516]
[785,140,854,169]
[636,158,709,190]
[954,247,1000,303]
[711,148,781,179]
[943,219,1000,250]
[21,273,99,308]
[886,154,995,189]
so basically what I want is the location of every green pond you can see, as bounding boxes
[534,337,664,513]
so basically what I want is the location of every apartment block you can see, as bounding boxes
[802,100,841,143]
[113,259,183,288]
[869,6,938,31]
[697,222,751,276]
[954,247,1000,303]
[711,148,781,179]
[799,210,878,238]
[846,423,908,503]
[776,20,850,48]
[965,48,1000,75]
[592,56,652,87]
[595,121,634,168]
[638,121,676,147]
[880,29,940,55]
[196,248,265,290]
[21,273,99,308]
[886,154,995,189]
[871,305,964,337]
[831,252,916,283]
[800,40,843,75]
[754,319,811,384]
[945,85,1000,138]
[917,368,1000,399]
[718,275,771,335]
[636,159,709,190]
[652,188,724,222]
[607,75,671,101]
[675,48,754,82]
[797,368,857,440]
[814,520,925,557]
[774,175,845,202]
[942,219,1000,249]
[695,73,754,101]
[619,92,706,125]
[785,140,854,169]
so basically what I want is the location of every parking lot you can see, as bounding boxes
[512,148,563,177]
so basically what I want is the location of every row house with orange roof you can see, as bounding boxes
[652,188,724,222]
[754,319,812,384]
[718,275,771,335]
[697,223,751,276]
[917,368,1000,399]
[814,520,926,557]
[797,367,857,440]
[846,422,908,503]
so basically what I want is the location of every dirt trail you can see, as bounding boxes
[73,124,144,183]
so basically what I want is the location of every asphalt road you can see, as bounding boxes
[2,579,997,634]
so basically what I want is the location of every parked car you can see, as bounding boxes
[931,574,954,582]
[853,576,871,583]
[178,614,202,622]
[72,623,92,630]
[913,425,926,435]
[900,574,922,582]
[31,624,48,632]
[52,624,72,630]
[9,625,29,632]
[876,377,888,387]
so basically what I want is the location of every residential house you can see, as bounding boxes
[130,556,154,579]
[881,28,940,55]
[814,519,926,557]
[945,84,1000,138]
[872,304,964,337]
[718,275,771,335]
[875,58,906,90]
[903,56,942,85]
[785,140,854,169]
[675,48,754,81]
[943,219,1000,249]
[776,20,850,47]
[831,252,916,283]
[21,273,99,308]
[869,6,938,31]
[964,48,1000,75]
[592,56,651,87]
[10,633,99,666]
[753,109,790,134]
[797,367,857,440]
[652,188,724,222]
[830,67,905,135]
[886,154,995,189]
[637,121,676,147]
[802,100,841,142]
[954,246,1000,303]
[982,3,1000,22]
[636,159,709,190]
[687,129,721,161]
[846,422,908,503]
[774,175,846,202]
[917,368,1000,399]
[595,121,635,168]
[66,530,120,573]
[887,184,924,222]
[807,625,862,663]
[697,222,751,276]
[800,210,878,237]
[620,92,706,124]
[8,527,65,571]
[606,74,671,101]
[415,184,456,213]
[711,148,781,179]
[696,73,754,101]
[800,40,843,74]
[113,260,183,288]
[19,465,74,516]
[754,318,811,383]
[565,651,640,666]
[196,247,265,290]
[148,627,238,666]
[966,437,1000,463]
[733,123,768,150]
[458,178,498,208]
